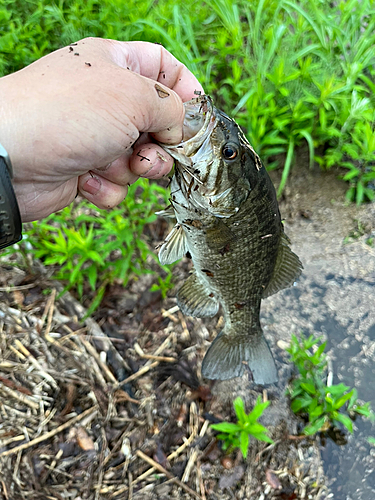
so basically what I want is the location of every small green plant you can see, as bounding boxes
[4,179,174,314]
[343,220,369,245]
[210,396,273,458]
[286,334,374,435]
[150,271,174,299]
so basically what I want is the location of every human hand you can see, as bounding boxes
[0,38,204,222]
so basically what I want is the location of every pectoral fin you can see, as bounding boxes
[263,232,303,299]
[158,224,187,265]
[155,205,176,220]
[177,272,219,318]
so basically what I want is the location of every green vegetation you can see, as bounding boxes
[1,0,375,202]
[211,396,273,458]
[1,0,375,304]
[211,334,374,458]
[286,333,374,435]
[4,179,174,314]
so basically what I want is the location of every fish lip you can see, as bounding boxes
[159,95,218,166]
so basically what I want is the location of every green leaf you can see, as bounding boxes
[84,284,107,318]
[247,397,270,422]
[333,413,353,433]
[277,138,294,196]
[245,422,269,435]
[87,265,98,291]
[240,431,249,458]
[327,383,350,395]
[356,181,364,205]
[211,422,242,434]
[291,395,312,413]
[303,417,326,435]
[333,390,354,410]
[233,397,247,424]
[251,432,274,444]
[300,382,317,395]
[70,258,86,285]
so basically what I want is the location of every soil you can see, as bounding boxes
[0,158,374,500]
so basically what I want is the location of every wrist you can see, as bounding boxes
[0,143,22,249]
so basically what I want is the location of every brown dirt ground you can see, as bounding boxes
[0,158,373,500]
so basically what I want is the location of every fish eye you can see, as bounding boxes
[222,143,238,160]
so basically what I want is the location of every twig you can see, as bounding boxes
[178,311,190,340]
[197,459,206,500]
[135,450,202,500]
[182,417,209,483]
[14,339,58,389]
[133,406,201,485]
[287,434,309,441]
[128,471,133,500]
[41,448,63,484]
[0,435,25,448]
[151,332,174,357]
[255,439,282,461]
[141,354,176,363]
[162,308,179,323]
[0,479,8,499]
[0,283,37,292]
[41,288,56,340]
[0,382,39,410]
[81,337,117,384]
[0,406,98,457]
[133,341,176,362]
[116,361,159,387]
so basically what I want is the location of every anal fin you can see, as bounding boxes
[263,232,303,299]
[177,273,219,318]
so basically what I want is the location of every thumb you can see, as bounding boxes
[124,73,185,144]
[104,39,204,143]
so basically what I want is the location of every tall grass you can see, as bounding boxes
[1,0,374,201]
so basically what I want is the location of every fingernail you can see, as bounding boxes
[83,175,101,195]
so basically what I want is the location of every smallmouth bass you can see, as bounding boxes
[157,96,302,384]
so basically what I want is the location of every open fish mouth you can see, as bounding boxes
[161,95,218,168]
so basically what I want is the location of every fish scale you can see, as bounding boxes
[158,96,302,384]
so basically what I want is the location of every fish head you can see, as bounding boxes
[161,96,264,218]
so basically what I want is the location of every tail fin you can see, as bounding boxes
[201,330,278,384]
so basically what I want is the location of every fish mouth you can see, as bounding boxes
[160,95,218,168]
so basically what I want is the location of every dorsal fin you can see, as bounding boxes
[263,232,303,299]
[158,224,187,265]
[177,272,219,318]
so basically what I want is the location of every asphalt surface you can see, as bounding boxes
[261,167,375,499]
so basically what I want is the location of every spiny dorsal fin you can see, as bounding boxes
[177,272,219,318]
[262,232,303,299]
[158,224,187,265]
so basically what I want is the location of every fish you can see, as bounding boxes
[157,95,302,384]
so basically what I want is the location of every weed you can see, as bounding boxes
[1,0,374,199]
[286,334,374,435]
[211,396,273,458]
[343,220,371,244]
[4,179,174,314]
